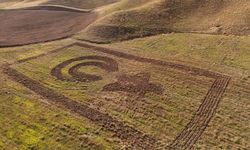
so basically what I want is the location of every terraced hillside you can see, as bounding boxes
[0,0,249,150]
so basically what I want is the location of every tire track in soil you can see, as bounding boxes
[184,78,230,149]
[72,43,231,150]
[2,65,157,150]
[167,77,230,150]
[3,42,231,150]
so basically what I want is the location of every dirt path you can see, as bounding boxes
[0,6,97,47]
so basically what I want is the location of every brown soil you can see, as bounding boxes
[9,5,91,13]
[42,0,118,9]
[3,42,231,149]
[75,43,222,79]
[2,65,157,150]
[79,0,250,43]
[0,8,96,47]
[71,42,231,149]
[167,76,231,149]
[103,72,163,96]
[51,56,118,82]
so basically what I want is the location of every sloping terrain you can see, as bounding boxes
[0,0,249,149]
[77,0,250,43]
[43,0,118,9]
[0,0,48,8]
[0,0,119,9]
[0,6,96,47]
[0,33,249,149]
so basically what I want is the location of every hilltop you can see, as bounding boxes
[77,0,250,43]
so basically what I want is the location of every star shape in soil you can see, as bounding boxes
[103,72,163,96]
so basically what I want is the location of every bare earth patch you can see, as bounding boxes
[0,6,96,47]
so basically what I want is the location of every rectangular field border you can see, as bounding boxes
[2,42,231,150]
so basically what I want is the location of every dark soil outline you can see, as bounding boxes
[3,42,231,150]
[103,72,164,96]
[51,55,119,82]
[74,43,222,79]
[2,65,156,149]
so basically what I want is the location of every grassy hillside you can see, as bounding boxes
[105,33,250,149]
[0,39,122,150]
[0,0,249,149]
[77,0,250,43]
[0,33,249,149]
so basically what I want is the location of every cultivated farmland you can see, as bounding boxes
[0,0,249,150]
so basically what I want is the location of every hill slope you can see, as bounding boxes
[0,6,97,47]
[0,0,119,9]
[77,0,250,43]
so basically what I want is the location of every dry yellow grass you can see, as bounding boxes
[77,0,250,43]
[0,1,249,149]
